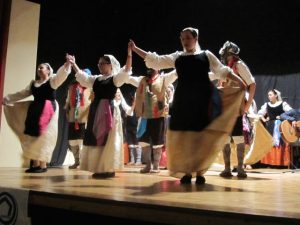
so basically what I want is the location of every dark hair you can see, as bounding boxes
[268,89,280,100]
[181,27,198,38]
[268,89,277,95]
[100,56,111,64]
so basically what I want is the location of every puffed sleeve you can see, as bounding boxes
[236,61,255,86]
[161,69,178,87]
[50,64,72,89]
[126,76,144,88]
[205,50,231,81]
[282,101,293,112]
[75,70,99,88]
[257,103,267,116]
[144,51,180,70]
[3,81,32,104]
[208,72,218,81]
[113,67,132,87]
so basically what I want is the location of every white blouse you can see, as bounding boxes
[4,65,71,104]
[75,67,130,89]
[257,101,293,116]
[144,50,231,81]
[127,69,177,88]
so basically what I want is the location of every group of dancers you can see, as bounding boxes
[3,26,296,184]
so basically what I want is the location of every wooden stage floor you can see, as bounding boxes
[0,166,300,225]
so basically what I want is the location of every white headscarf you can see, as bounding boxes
[273,89,282,101]
[181,27,201,53]
[104,54,120,75]
[43,63,54,76]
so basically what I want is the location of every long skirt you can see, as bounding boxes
[260,145,290,166]
[4,101,59,162]
[167,87,245,178]
[80,106,124,173]
[214,119,274,166]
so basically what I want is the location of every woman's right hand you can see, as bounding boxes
[66,53,75,65]
[128,39,136,51]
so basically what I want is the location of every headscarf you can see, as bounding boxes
[273,89,282,101]
[104,54,120,75]
[42,63,54,76]
[181,27,201,53]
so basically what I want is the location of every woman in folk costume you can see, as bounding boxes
[129,27,246,184]
[68,46,132,178]
[65,68,92,169]
[3,55,72,173]
[257,89,293,167]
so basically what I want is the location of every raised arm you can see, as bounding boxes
[129,39,147,59]
[125,41,132,72]
[113,44,134,87]
[67,53,80,73]
[50,54,72,89]
[68,54,97,88]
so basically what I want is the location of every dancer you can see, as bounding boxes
[3,55,72,172]
[129,27,246,184]
[119,84,142,166]
[65,68,92,169]
[127,67,176,173]
[68,45,132,178]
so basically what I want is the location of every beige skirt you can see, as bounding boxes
[80,105,124,173]
[167,87,245,178]
[4,101,59,162]
[214,118,273,166]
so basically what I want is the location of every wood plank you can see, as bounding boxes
[1,166,300,225]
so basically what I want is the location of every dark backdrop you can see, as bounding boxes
[35,0,300,165]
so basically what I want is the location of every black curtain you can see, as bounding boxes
[36,0,300,166]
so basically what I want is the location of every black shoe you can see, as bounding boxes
[195,176,206,185]
[92,172,115,179]
[33,167,47,173]
[180,175,192,184]
[219,170,233,178]
[25,166,47,173]
[232,167,237,173]
[25,167,38,173]
[140,166,151,173]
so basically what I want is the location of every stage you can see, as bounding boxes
[0,166,300,225]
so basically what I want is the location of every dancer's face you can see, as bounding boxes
[98,57,112,76]
[180,30,198,53]
[268,91,278,103]
[37,64,50,80]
